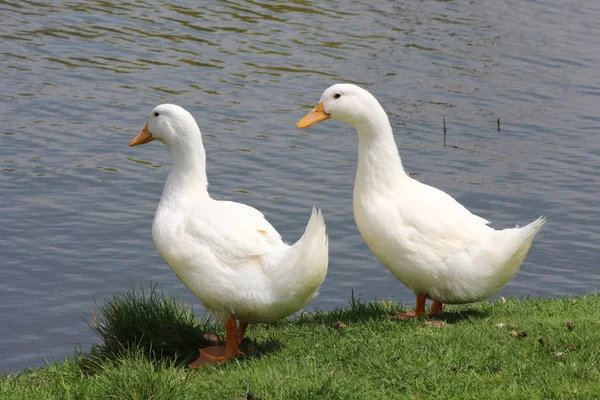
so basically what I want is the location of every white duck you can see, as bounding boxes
[296,84,545,319]
[129,104,328,366]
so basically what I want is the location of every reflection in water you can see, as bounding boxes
[1,0,600,372]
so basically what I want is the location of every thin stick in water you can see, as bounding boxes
[443,118,447,147]
[497,118,500,132]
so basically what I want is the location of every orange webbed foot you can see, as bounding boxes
[189,346,244,368]
[393,309,424,320]
[190,346,228,368]
[393,293,428,320]
[190,317,246,368]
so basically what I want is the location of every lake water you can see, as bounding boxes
[1,0,599,373]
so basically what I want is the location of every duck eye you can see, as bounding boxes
[334,93,341,99]
[154,112,159,117]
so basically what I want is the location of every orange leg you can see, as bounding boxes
[190,317,243,368]
[429,300,444,316]
[237,322,249,345]
[394,293,427,320]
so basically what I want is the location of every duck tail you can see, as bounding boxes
[295,207,329,289]
[517,216,547,243]
[486,216,547,284]
[509,216,547,258]
[274,207,329,304]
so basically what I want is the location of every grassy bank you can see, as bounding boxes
[2,288,599,399]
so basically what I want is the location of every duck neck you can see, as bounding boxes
[354,111,408,194]
[160,131,210,210]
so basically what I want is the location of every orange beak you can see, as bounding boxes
[296,102,330,129]
[129,123,155,147]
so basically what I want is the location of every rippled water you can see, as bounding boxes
[1,0,599,372]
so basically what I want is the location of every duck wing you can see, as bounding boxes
[184,200,285,269]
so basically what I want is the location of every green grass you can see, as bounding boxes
[2,288,600,400]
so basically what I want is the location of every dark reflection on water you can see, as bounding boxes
[1,0,599,372]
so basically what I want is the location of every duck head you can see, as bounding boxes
[129,103,199,148]
[296,83,384,130]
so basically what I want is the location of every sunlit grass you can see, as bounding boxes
[2,288,600,399]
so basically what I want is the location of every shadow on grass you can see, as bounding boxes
[241,338,282,361]
[289,292,490,327]
[430,308,489,323]
[292,297,399,326]
[78,285,281,374]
